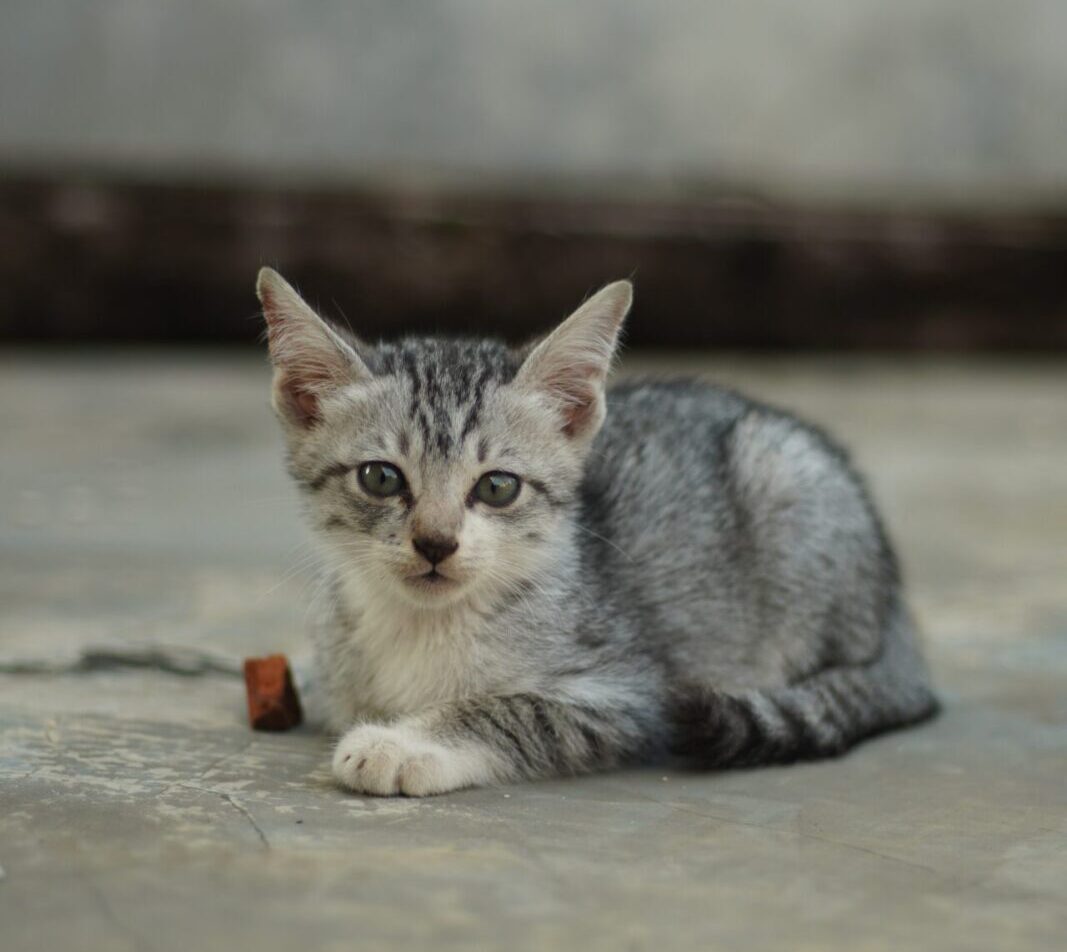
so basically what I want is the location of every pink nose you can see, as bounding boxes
[412,536,459,565]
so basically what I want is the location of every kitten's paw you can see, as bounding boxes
[332,724,490,797]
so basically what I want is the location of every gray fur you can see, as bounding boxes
[258,268,938,795]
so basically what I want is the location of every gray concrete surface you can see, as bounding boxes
[4,2,1067,205]
[1,351,1065,951]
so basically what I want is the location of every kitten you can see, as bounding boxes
[258,268,938,796]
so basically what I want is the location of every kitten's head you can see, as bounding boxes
[258,269,631,608]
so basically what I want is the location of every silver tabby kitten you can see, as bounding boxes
[258,267,938,797]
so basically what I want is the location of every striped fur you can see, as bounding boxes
[259,269,939,796]
[671,601,938,766]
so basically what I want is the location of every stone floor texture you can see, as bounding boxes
[1,351,1065,952]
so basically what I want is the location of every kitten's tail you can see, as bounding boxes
[671,603,939,766]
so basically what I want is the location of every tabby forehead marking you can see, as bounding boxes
[373,337,523,459]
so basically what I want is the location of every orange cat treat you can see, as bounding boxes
[243,654,303,731]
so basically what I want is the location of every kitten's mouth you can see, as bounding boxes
[404,568,457,590]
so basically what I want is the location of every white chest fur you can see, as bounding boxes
[326,573,509,722]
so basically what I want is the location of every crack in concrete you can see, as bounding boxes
[221,793,271,849]
[159,775,274,850]
[156,739,257,801]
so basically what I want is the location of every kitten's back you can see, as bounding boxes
[579,378,937,762]
[583,380,903,688]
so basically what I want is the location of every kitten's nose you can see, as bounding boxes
[412,535,459,566]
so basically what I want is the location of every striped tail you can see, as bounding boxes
[671,605,940,767]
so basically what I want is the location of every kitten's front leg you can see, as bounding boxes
[332,693,643,796]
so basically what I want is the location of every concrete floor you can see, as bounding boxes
[1,351,1065,951]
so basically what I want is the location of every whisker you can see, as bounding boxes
[573,523,636,563]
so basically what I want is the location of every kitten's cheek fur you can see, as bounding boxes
[331,723,504,797]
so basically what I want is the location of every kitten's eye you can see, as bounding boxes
[474,471,521,507]
[358,461,406,498]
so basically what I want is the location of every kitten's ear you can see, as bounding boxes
[256,267,371,428]
[515,280,632,440]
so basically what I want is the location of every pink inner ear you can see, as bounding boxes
[546,368,599,437]
[294,389,319,423]
[561,400,593,437]
[278,374,321,427]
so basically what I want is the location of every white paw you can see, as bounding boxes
[331,723,491,797]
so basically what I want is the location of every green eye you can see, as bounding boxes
[358,461,406,497]
[474,471,521,507]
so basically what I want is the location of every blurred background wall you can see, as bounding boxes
[1,1,1066,347]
